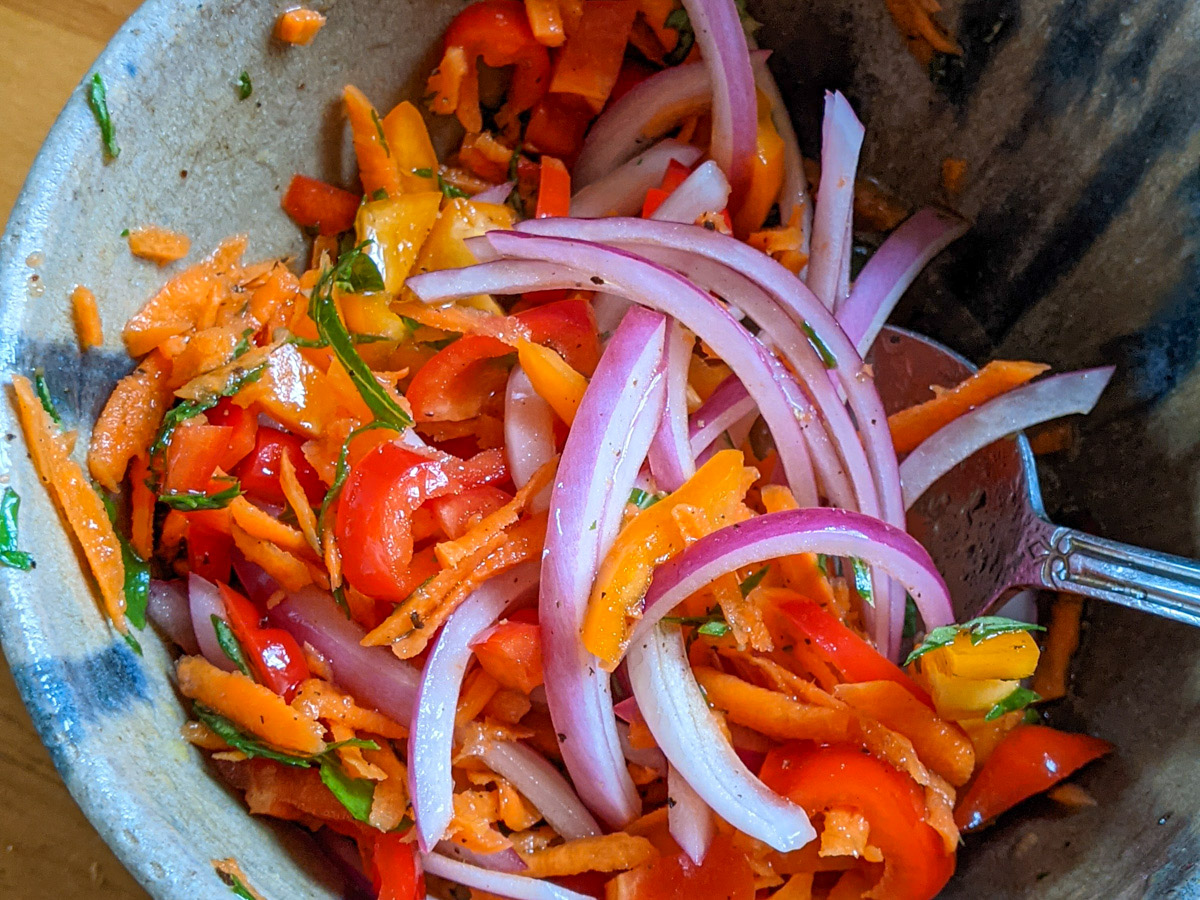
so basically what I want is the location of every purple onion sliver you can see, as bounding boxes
[231,551,278,605]
[650,160,731,225]
[570,140,703,217]
[648,319,696,492]
[477,741,601,840]
[617,721,667,774]
[472,181,515,205]
[434,842,528,874]
[668,763,715,865]
[421,853,591,900]
[188,574,234,671]
[807,91,864,311]
[688,375,754,457]
[504,366,555,509]
[147,580,199,655]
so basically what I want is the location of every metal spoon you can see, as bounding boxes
[868,326,1200,626]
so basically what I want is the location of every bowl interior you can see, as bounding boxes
[0,0,1197,897]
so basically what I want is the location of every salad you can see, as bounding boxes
[9,0,1117,897]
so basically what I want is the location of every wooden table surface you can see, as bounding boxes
[1,2,150,896]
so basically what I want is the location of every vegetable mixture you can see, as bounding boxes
[12,1,1115,898]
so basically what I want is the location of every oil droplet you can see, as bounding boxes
[25,251,44,268]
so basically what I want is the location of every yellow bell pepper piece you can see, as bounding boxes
[517,339,587,425]
[941,630,1040,680]
[381,101,440,194]
[341,293,410,342]
[918,647,1019,720]
[583,450,758,668]
[412,198,516,313]
[732,90,785,239]
[356,192,443,296]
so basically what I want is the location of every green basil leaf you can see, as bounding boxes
[0,488,34,571]
[87,73,120,159]
[371,109,390,156]
[986,686,1041,721]
[192,704,316,767]
[902,595,919,642]
[159,481,243,511]
[232,327,255,358]
[739,564,770,597]
[319,758,376,823]
[802,322,838,369]
[905,615,1045,666]
[851,557,874,607]
[149,363,267,461]
[121,540,150,630]
[437,174,470,199]
[34,370,62,425]
[697,620,732,637]
[663,8,696,66]
[628,488,661,510]
[236,71,252,101]
[211,615,253,678]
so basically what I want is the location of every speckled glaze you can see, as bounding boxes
[0,0,1196,897]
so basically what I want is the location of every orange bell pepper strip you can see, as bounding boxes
[473,615,544,693]
[535,156,571,218]
[343,85,402,198]
[281,174,361,236]
[524,0,566,46]
[548,0,638,111]
[888,360,1051,454]
[380,101,440,194]
[732,91,785,239]
[759,484,838,608]
[583,449,757,668]
[275,8,326,45]
[427,0,551,134]
[516,339,587,424]
[1032,594,1083,701]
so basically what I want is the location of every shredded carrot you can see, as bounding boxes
[87,349,174,491]
[128,225,191,266]
[1028,421,1074,456]
[343,85,402,198]
[484,688,533,725]
[456,669,502,727]
[365,741,410,832]
[888,359,1051,454]
[182,720,229,751]
[495,777,541,831]
[230,523,313,592]
[820,807,882,863]
[279,454,321,555]
[13,375,128,630]
[228,495,313,560]
[941,157,967,196]
[773,874,816,900]
[159,509,189,558]
[176,656,325,754]
[128,454,156,561]
[1032,594,1083,701]
[70,285,104,350]
[275,7,326,45]
[519,833,657,877]
[290,678,408,739]
[693,666,853,743]
[449,790,511,854]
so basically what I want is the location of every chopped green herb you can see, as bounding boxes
[664,612,729,638]
[663,9,696,66]
[0,488,34,571]
[986,686,1041,721]
[159,481,243,511]
[628,488,661,510]
[232,328,255,358]
[851,557,873,607]
[87,73,120,159]
[370,187,389,201]
[121,540,150,630]
[400,315,422,332]
[309,246,412,431]
[212,615,253,677]
[331,585,351,618]
[149,364,267,461]
[286,335,328,349]
[437,174,470,199]
[902,594,919,642]
[905,616,1046,666]
[370,109,391,156]
[739,564,770,597]
[319,758,376,822]
[507,150,521,182]
[219,871,256,900]
[1022,706,1042,724]
[193,704,378,767]
[120,228,131,237]
[412,167,434,179]
[236,71,253,101]
[802,322,837,369]
[34,370,63,425]
[697,620,732,637]
[351,333,392,344]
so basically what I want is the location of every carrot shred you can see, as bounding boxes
[456,669,502,727]
[128,454,156,561]
[87,349,174,491]
[888,359,1051,454]
[290,678,408,739]
[13,375,128,631]
[278,454,321,555]
[693,666,853,743]
[228,496,314,560]
[128,225,191,266]
[275,7,326,45]
[1032,594,1083,701]
[1047,782,1097,808]
[70,285,104,350]
[364,741,410,832]
[177,655,325,754]
[518,833,657,877]
[229,523,314,592]
[448,790,511,854]
[941,157,967,196]
[819,807,882,863]
[343,85,402,198]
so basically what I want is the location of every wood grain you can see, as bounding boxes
[0,3,149,896]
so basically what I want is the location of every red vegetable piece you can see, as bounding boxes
[205,397,259,472]
[236,426,326,506]
[516,297,601,375]
[219,582,310,700]
[535,156,571,218]
[165,423,234,494]
[372,832,425,900]
[608,833,754,900]
[427,484,512,539]
[281,174,361,236]
[407,335,514,423]
[472,620,544,693]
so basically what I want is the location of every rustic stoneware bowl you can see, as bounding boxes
[0,0,1196,897]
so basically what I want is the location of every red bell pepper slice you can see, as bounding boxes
[524,92,595,161]
[954,725,1112,832]
[236,426,326,506]
[761,743,956,900]
[535,156,571,218]
[641,158,693,217]
[369,832,425,900]
[605,833,755,900]
[205,397,259,472]
[281,174,361,236]
[439,0,551,133]
[165,423,233,494]
[774,597,934,707]
[515,297,601,375]
[406,334,514,423]
[187,509,233,585]
[426,484,512,539]
[471,619,544,693]
[218,582,311,700]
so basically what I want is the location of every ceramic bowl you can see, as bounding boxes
[0,0,1196,897]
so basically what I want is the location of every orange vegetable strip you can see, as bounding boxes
[392,299,531,345]
[275,7,326,45]
[228,496,314,559]
[278,454,321,555]
[129,454,156,561]
[343,85,402,198]
[888,360,1051,454]
[773,874,816,900]
[759,484,837,608]
[1032,594,1083,701]
[176,655,325,753]
[819,807,882,862]
[516,340,587,424]
[456,669,502,728]
[290,678,408,739]
[518,833,656,877]
[365,741,411,832]
[380,101,440,194]
[127,225,191,266]
[692,666,853,742]
[230,523,314,592]
[548,0,638,111]
[87,349,174,491]
[1047,783,1096,808]
[70,285,104,350]
[13,375,127,631]
[525,0,566,46]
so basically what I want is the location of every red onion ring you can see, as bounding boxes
[837,207,969,355]
[148,579,198,655]
[434,842,528,874]
[650,160,731,224]
[668,763,715,865]
[188,574,235,671]
[648,319,696,492]
[421,853,591,900]
[504,366,555,510]
[807,92,864,311]
[628,623,816,852]
[901,368,1115,508]
[688,375,756,458]
[475,740,602,840]
[409,564,540,851]
[570,141,703,218]
[472,181,516,205]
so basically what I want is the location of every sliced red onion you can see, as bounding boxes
[628,623,816,852]
[613,696,638,723]
[648,319,696,492]
[570,140,703,217]
[650,160,731,224]
[680,0,757,196]
[504,366,555,512]
[477,741,602,840]
[421,853,591,900]
[668,764,715,865]
[901,368,1114,509]
[592,293,634,336]
[617,721,668,774]
[752,54,811,261]
[807,92,864,311]
[632,507,955,644]
[434,842,528,874]
[410,564,540,851]
[188,574,235,671]
[231,551,278,605]
[267,587,419,722]
[837,207,969,355]
[472,181,515,205]
[148,579,199,655]
[688,376,755,457]
[573,51,770,187]
[538,307,667,827]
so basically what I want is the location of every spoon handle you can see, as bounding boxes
[1036,525,1200,627]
